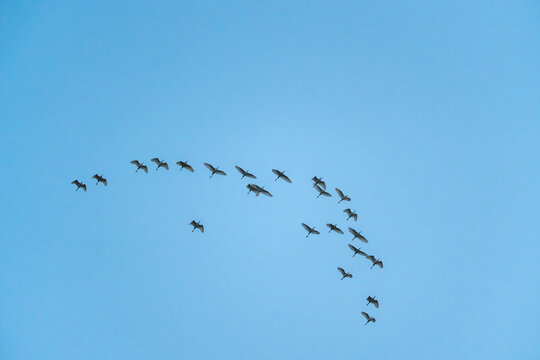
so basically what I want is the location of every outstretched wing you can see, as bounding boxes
[351,213,358,221]
[204,163,215,172]
[235,165,246,175]
[358,234,368,243]
[366,255,376,263]
[314,184,324,193]
[348,244,358,252]
[335,188,345,199]
[185,164,194,172]
[141,165,148,173]
[281,174,292,183]
[81,184,87,192]
[190,221,197,227]
[260,189,272,197]
[326,223,333,229]
[321,190,331,197]
[337,267,347,276]
[319,180,326,190]
[71,180,80,186]
[151,158,160,164]
[271,169,281,177]
[335,227,344,234]
[348,227,359,237]
[302,223,311,232]
[102,179,108,186]
[130,160,141,166]
[361,312,371,320]
[376,261,383,269]
[373,300,379,308]
[92,174,99,180]
[199,225,204,233]
[344,208,352,216]
[162,162,169,170]
[215,169,227,176]
[245,172,256,179]
[312,229,320,235]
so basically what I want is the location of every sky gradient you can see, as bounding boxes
[1,1,539,359]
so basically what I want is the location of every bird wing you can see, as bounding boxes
[235,165,246,175]
[162,162,169,170]
[92,174,99,180]
[204,163,215,172]
[358,234,368,243]
[245,172,256,179]
[351,213,358,221]
[348,244,358,252]
[260,189,272,197]
[321,190,331,197]
[281,174,292,183]
[373,300,379,308]
[102,179,108,186]
[376,262,383,268]
[344,208,352,216]
[301,223,311,232]
[81,184,87,191]
[141,165,148,173]
[215,169,227,176]
[314,184,324,193]
[335,227,344,234]
[326,224,333,229]
[366,255,376,263]
[71,180,80,186]
[319,181,326,190]
[343,196,351,201]
[271,169,281,176]
[361,312,371,320]
[185,164,194,172]
[312,229,320,235]
[199,225,204,233]
[357,250,367,257]
[151,158,160,164]
[190,221,197,227]
[337,267,347,276]
[311,176,319,182]
[335,188,345,199]
[131,160,141,166]
[348,227,358,236]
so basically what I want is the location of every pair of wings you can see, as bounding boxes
[366,255,384,268]
[71,180,87,191]
[326,224,344,234]
[348,227,368,243]
[361,312,375,321]
[130,160,149,173]
[335,188,351,201]
[189,221,204,233]
[272,169,292,183]
[311,177,326,190]
[344,209,358,221]
[151,158,169,170]
[348,244,367,257]
[314,184,332,196]
[176,161,194,172]
[367,297,380,308]
[92,174,108,186]
[204,163,226,175]
[337,267,352,277]
[301,223,320,235]
[235,166,256,179]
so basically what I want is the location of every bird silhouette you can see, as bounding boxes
[71,180,87,192]
[246,184,272,197]
[366,255,383,269]
[272,169,292,183]
[326,224,344,234]
[312,176,326,190]
[348,227,368,243]
[92,174,107,186]
[361,312,376,325]
[189,221,204,233]
[151,158,169,171]
[235,166,256,179]
[204,163,227,178]
[314,184,332,198]
[337,267,353,280]
[130,160,148,173]
[176,161,194,172]
[366,296,379,308]
[343,208,358,221]
[348,244,366,257]
[335,188,351,203]
[301,223,320,237]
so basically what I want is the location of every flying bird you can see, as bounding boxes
[235,166,256,179]
[301,223,320,237]
[130,160,148,173]
[348,227,368,243]
[361,312,376,325]
[189,221,204,233]
[337,267,353,280]
[343,208,358,221]
[247,184,272,197]
[335,188,351,203]
[326,224,344,234]
[92,174,107,186]
[204,163,227,178]
[348,244,366,257]
[366,296,379,308]
[314,184,332,198]
[272,169,292,183]
[312,176,326,190]
[71,180,87,192]
[176,161,194,172]
[366,255,383,269]
[151,158,169,171]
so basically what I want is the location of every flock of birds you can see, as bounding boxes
[72,157,384,326]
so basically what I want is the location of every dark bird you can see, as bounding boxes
[366,296,379,308]
[361,312,376,325]
[189,220,204,233]
[335,188,351,203]
[204,163,227,178]
[366,255,383,269]
[337,267,353,280]
[348,227,368,243]
[130,160,148,173]
[235,166,256,179]
[312,176,326,190]
[348,244,367,257]
[151,158,169,171]
[92,174,107,186]
[314,184,332,198]
[301,223,320,237]
[272,169,292,183]
[176,161,194,172]
[326,224,344,234]
[343,208,358,221]
[247,184,272,197]
[71,180,87,192]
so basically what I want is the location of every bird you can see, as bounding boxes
[189,221,204,233]
[312,176,326,190]
[366,296,379,308]
[235,166,256,179]
[314,184,332,198]
[130,160,148,173]
[326,224,344,234]
[348,244,366,257]
[361,312,376,325]
[272,169,292,183]
[92,174,107,186]
[335,188,351,203]
[204,163,227,178]
[343,208,358,221]
[337,267,353,280]
[301,223,320,237]
[151,158,169,171]
[71,180,87,192]
[176,161,194,172]
[247,184,272,197]
[348,227,368,243]
[366,255,383,269]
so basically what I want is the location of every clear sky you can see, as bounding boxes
[1,1,538,359]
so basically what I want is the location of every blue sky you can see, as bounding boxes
[1,1,538,359]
